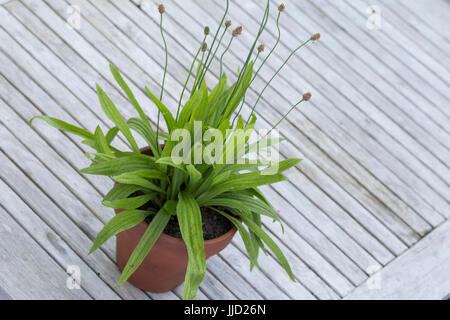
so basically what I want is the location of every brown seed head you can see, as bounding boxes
[257,43,265,53]
[201,42,208,52]
[302,92,312,101]
[225,20,232,28]
[204,26,210,36]
[278,4,286,12]
[310,33,321,41]
[232,26,243,37]
[158,4,165,14]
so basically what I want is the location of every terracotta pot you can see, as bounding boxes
[115,147,238,292]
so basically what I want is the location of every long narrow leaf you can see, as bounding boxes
[118,204,172,286]
[145,86,176,133]
[96,84,140,153]
[103,193,156,210]
[241,215,295,281]
[89,209,151,254]
[80,155,156,176]
[29,115,94,139]
[177,192,206,300]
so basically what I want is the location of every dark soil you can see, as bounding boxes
[144,206,234,240]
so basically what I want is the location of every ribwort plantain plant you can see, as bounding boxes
[30,1,320,300]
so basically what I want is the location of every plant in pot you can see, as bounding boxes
[30,1,319,299]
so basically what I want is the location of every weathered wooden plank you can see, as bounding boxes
[369,0,450,78]
[351,0,450,86]
[211,0,450,219]
[0,178,121,300]
[0,148,157,300]
[129,0,399,265]
[0,285,11,300]
[346,220,450,300]
[0,206,91,300]
[312,0,450,110]
[397,0,450,44]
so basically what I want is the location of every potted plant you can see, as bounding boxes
[30,1,319,300]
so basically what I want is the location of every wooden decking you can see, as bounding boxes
[0,0,449,300]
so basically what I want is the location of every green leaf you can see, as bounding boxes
[96,84,140,153]
[118,203,173,286]
[113,172,165,193]
[211,208,260,269]
[156,157,187,171]
[29,115,94,139]
[109,64,153,130]
[105,127,119,144]
[241,214,295,281]
[103,193,156,210]
[94,126,114,156]
[128,118,159,158]
[201,193,281,224]
[186,164,202,192]
[89,209,151,254]
[261,158,302,175]
[80,155,156,176]
[104,184,143,202]
[145,86,176,133]
[177,192,206,300]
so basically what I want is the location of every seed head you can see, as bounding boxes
[158,4,165,14]
[310,33,321,41]
[201,42,208,52]
[204,26,210,36]
[225,20,232,28]
[257,43,265,53]
[232,26,243,38]
[302,92,312,101]
[278,4,286,12]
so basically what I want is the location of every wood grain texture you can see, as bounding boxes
[0,0,449,299]
[346,220,450,300]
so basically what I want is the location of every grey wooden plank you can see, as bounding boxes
[0,205,91,300]
[316,0,450,108]
[0,147,156,300]
[0,177,121,300]
[346,219,450,300]
[128,0,399,265]
[375,0,450,76]
[398,0,450,44]
[0,285,11,300]
[351,0,450,86]
[215,0,450,219]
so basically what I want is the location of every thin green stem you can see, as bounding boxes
[247,39,311,124]
[196,0,230,90]
[176,35,207,120]
[222,0,270,117]
[203,35,234,122]
[196,26,228,91]
[250,12,282,87]
[156,13,168,148]
[265,98,306,137]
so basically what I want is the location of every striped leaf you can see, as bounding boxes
[29,115,93,139]
[80,155,155,176]
[96,84,140,153]
[118,204,173,286]
[177,192,206,300]
[103,193,156,210]
[241,214,295,281]
[145,86,176,133]
[89,209,151,254]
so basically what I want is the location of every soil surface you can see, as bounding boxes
[141,202,234,240]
